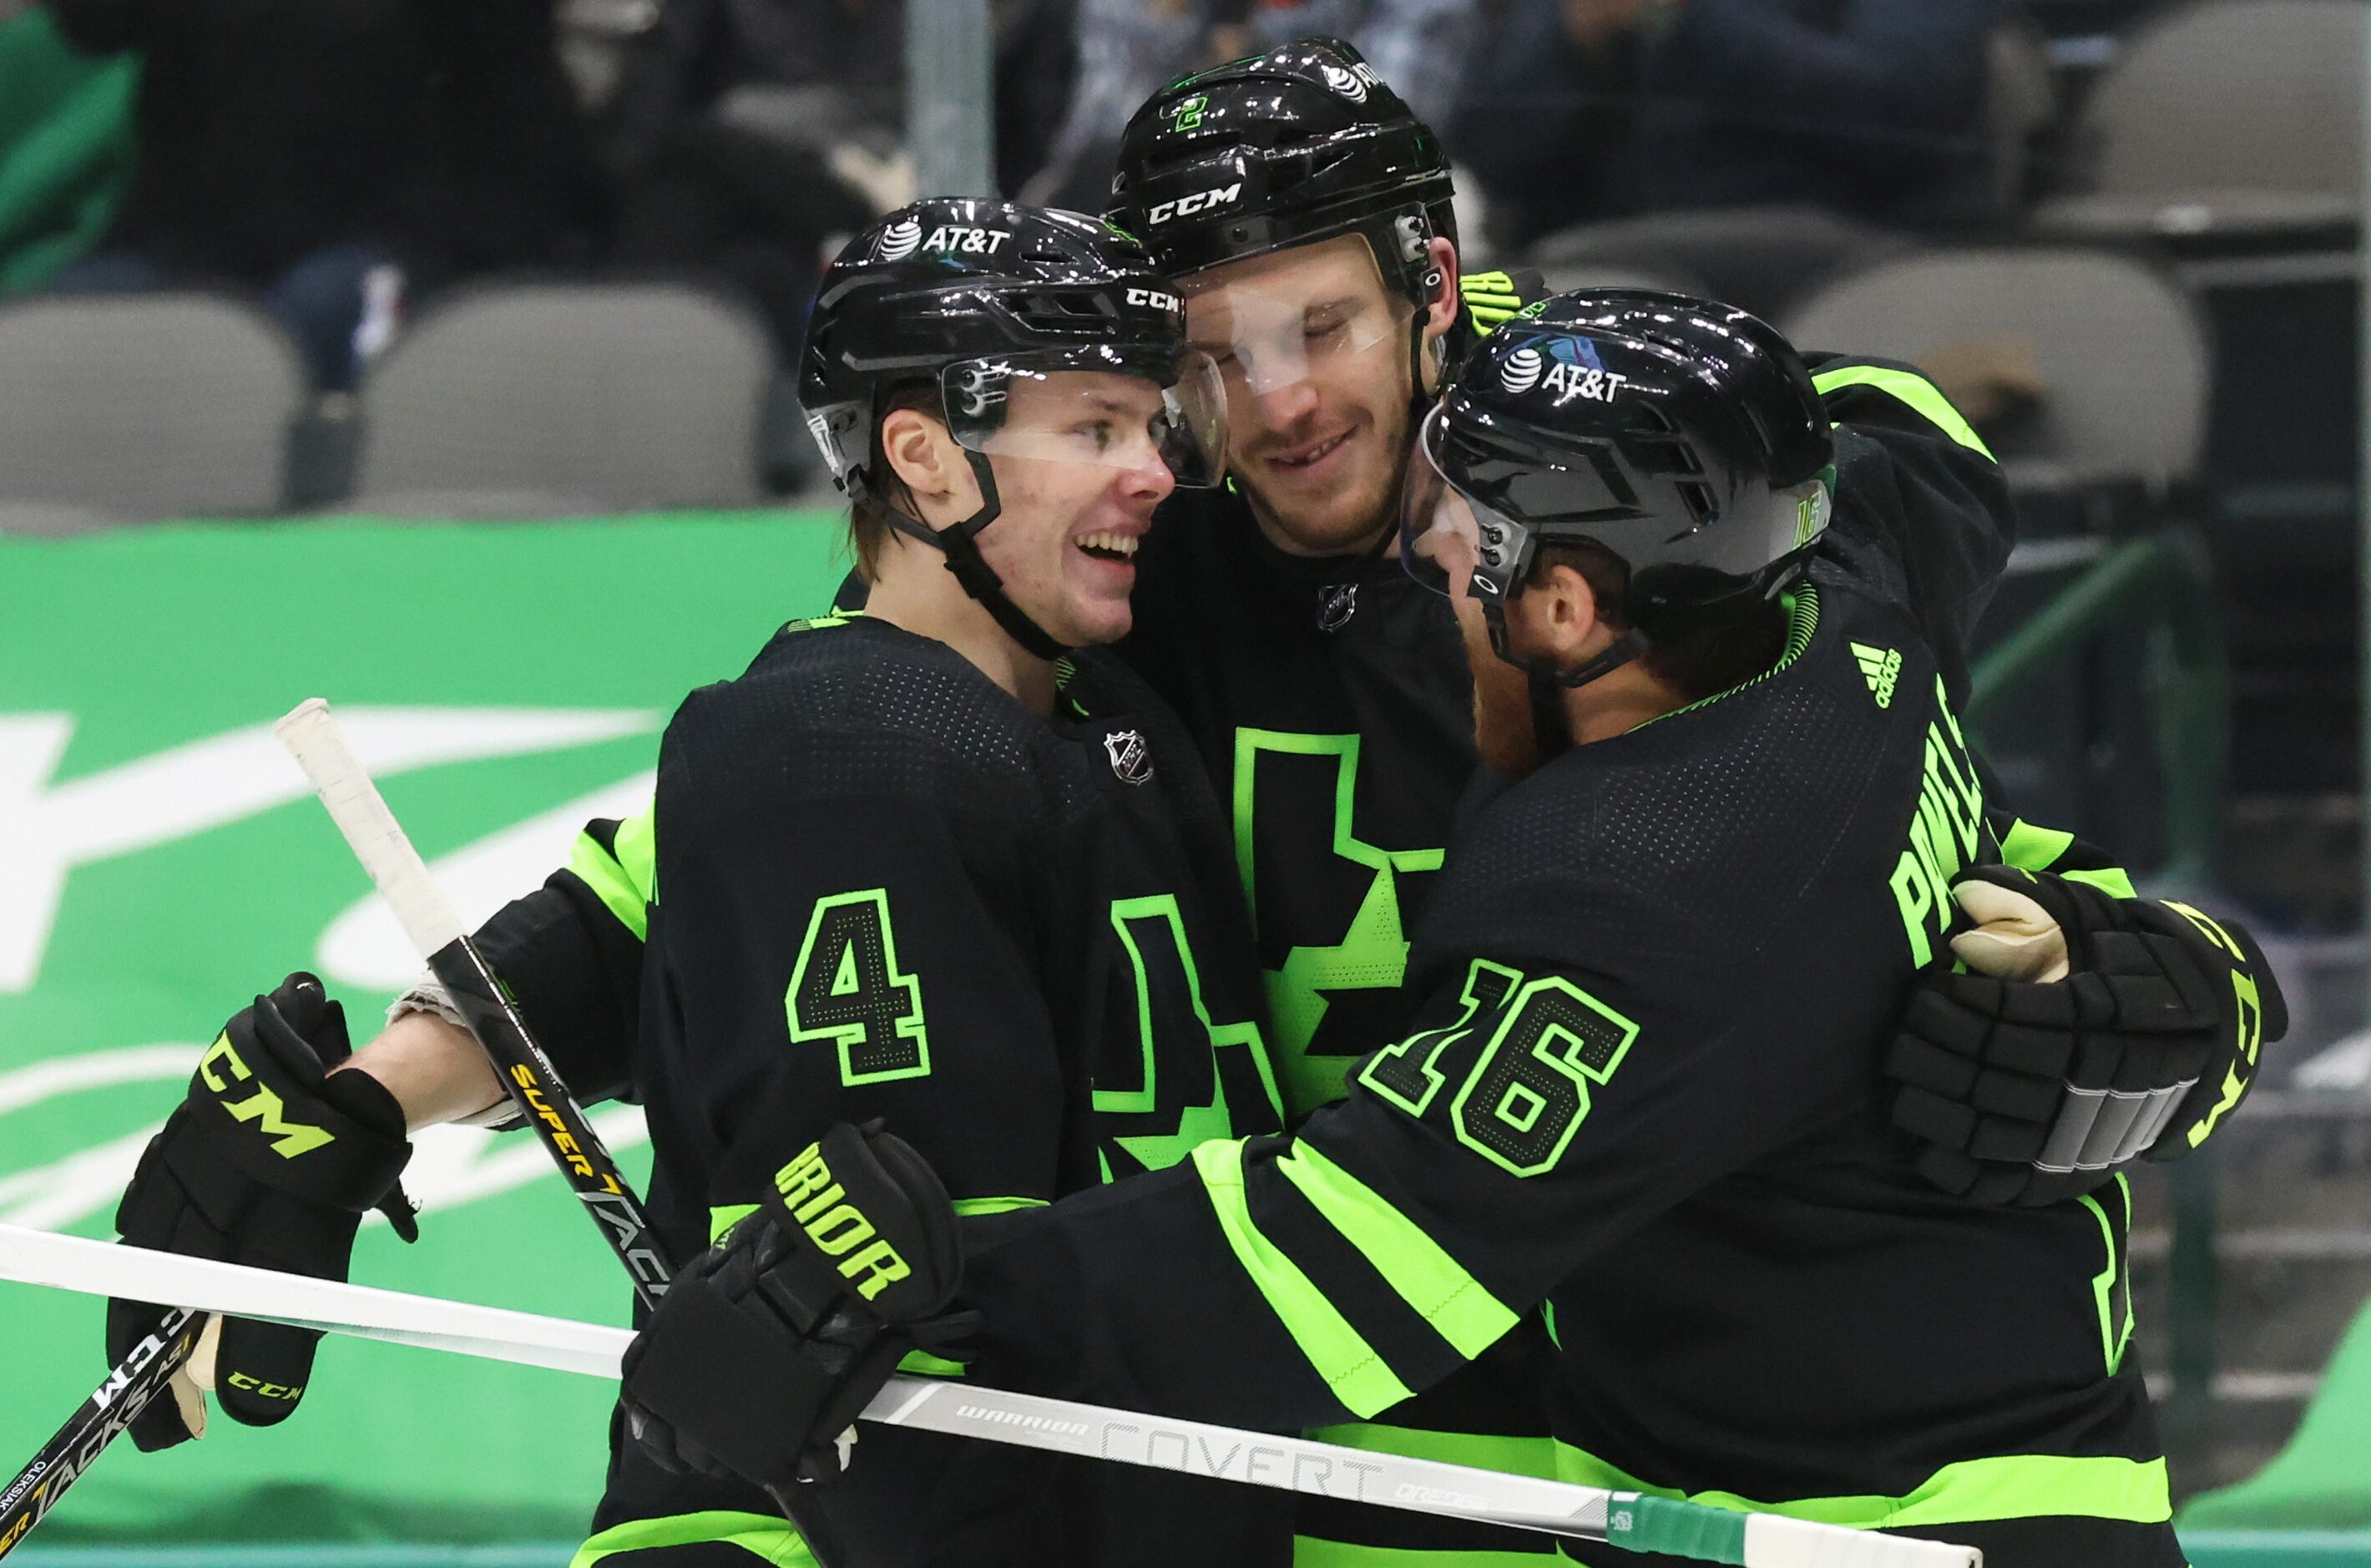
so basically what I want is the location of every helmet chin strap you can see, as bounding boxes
[879,449,1073,662]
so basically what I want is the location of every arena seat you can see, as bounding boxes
[2034,0,2363,240]
[350,281,772,516]
[0,292,305,529]
[1519,205,1911,323]
[1782,245,2211,487]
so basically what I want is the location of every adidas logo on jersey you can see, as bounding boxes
[1852,642,1903,709]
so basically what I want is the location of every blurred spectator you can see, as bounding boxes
[1452,0,1999,249]
[0,3,134,292]
[599,0,898,352]
[38,0,606,390]
[1021,0,1206,210]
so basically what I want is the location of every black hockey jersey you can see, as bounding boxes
[578,615,1291,1567]
[953,397,2183,1567]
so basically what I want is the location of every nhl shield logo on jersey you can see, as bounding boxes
[1103,730,1154,785]
[1315,583,1358,632]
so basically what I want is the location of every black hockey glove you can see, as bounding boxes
[620,1121,972,1505]
[110,974,417,1450]
[1888,867,2288,1206]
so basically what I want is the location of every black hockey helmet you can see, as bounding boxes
[1401,289,1834,687]
[800,198,1226,658]
[1109,38,1455,309]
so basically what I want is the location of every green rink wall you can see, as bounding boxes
[3,509,2367,1559]
[0,512,846,1549]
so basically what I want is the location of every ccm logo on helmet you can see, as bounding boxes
[1125,286,1182,315]
[1147,183,1243,225]
[773,1141,913,1302]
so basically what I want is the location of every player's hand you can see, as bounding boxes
[1886,867,2288,1206]
[620,1121,973,1505]
[110,974,418,1449]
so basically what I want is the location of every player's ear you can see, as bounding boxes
[1525,561,1610,666]
[1422,238,1460,339]
[1418,239,1459,394]
[881,408,963,508]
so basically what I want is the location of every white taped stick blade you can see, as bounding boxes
[1744,1515,1981,1568]
[274,698,468,957]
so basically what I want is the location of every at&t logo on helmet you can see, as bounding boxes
[1503,337,1629,406]
[875,220,1014,262]
[1321,61,1380,101]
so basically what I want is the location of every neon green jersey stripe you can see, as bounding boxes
[567,812,655,942]
[1999,818,2075,873]
[571,1510,819,1567]
[1194,1139,1413,1418]
[1277,1142,1517,1358]
[1296,1537,1553,1566]
[1555,1441,2171,1529]
[2066,866,2139,899]
[615,800,657,906]
[1811,366,1995,462]
[713,1194,1041,1242]
[953,1195,1049,1216]
[1304,1420,1559,1479]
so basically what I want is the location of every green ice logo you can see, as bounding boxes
[1167,94,1210,133]
[0,706,660,1230]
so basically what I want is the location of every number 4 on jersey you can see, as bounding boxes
[787,889,930,1085]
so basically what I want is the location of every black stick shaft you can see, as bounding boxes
[0,1310,205,1561]
[424,938,847,1565]
[427,936,672,1308]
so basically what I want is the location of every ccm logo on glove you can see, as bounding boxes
[774,1141,911,1301]
[199,1036,332,1159]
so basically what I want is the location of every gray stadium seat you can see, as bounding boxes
[1782,247,2210,486]
[2035,0,2363,237]
[1519,205,1911,322]
[351,281,772,514]
[0,293,305,529]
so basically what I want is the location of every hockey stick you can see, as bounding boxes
[0,1227,1982,1568]
[0,1308,204,1560]
[273,698,668,1306]
[270,697,850,1563]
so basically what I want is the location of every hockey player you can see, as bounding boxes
[618,294,2287,1568]
[104,200,1294,1568]
[104,38,2271,1568]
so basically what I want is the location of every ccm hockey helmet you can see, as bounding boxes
[1109,38,1455,309]
[801,199,1225,659]
[1401,290,1834,688]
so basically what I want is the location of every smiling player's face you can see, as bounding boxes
[970,371,1179,648]
[1186,235,1424,557]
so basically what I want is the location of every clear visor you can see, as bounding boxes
[1183,234,1408,399]
[939,346,1228,488]
[1399,404,1522,604]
